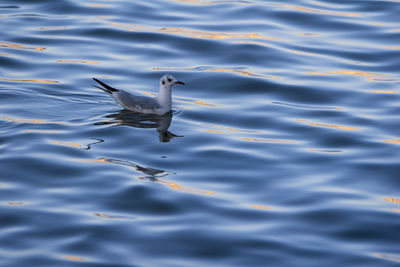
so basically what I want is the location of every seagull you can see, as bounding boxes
[93,74,184,115]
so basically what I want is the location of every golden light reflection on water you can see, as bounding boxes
[108,22,279,41]
[39,26,68,31]
[367,78,400,83]
[307,70,387,77]
[384,197,400,204]
[309,122,357,130]
[0,41,45,51]
[153,66,280,80]
[0,116,67,125]
[297,119,357,130]
[50,141,81,148]
[250,204,271,210]
[89,4,107,7]
[281,4,360,17]
[64,256,85,262]
[384,46,400,50]
[373,253,400,263]
[6,201,25,206]
[0,78,59,83]
[24,129,61,133]
[0,53,12,57]
[384,138,400,144]
[206,129,225,134]
[57,59,99,64]
[157,178,215,196]
[372,90,398,94]
[177,99,218,107]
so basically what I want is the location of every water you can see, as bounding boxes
[0,0,399,266]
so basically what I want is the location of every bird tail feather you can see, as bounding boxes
[92,78,119,94]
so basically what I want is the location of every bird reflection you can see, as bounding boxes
[95,109,182,142]
[99,157,171,182]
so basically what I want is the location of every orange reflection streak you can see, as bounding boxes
[57,59,99,64]
[24,129,61,133]
[50,141,81,148]
[89,4,107,7]
[367,78,400,83]
[153,67,280,80]
[39,26,67,30]
[308,122,357,130]
[281,4,360,17]
[250,204,271,210]
[0,41,45,51]
[157,178,215,196]
[373,253,400,263]
[64,256,85,262]
[108,22,279,41]
[143,92,157,97]
[240,137,297,143]
[384,46,400,50]
[307,70,387,77]
[177,99,218,107]
[384,197,400,204]
[201,68,279,79]
[371,90,397,94]
[0,78,59,83]
[384,138,400,144]
[206,129,225,133]
[160,27,280,40]
[333,70,386,76]
[0,53,12,57]
[0,115,67,125]
[7,202,24,206]
[297,119,357,130]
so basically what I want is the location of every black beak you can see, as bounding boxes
[175,81,185,85]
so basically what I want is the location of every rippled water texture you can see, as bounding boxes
[1,0,400,266]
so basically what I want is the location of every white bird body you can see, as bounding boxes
[93,74,184,115]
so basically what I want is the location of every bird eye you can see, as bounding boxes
[167,78,172,82]
[162,81,165,85]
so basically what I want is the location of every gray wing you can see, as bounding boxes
[113,90,161,110]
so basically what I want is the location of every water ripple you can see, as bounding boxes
[1,0,400,266]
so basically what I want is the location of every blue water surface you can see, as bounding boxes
[0,0,400,266]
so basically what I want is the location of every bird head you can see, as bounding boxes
[160,74,184,88]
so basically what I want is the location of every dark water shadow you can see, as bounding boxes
[94,109,182,143]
